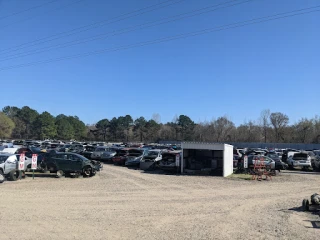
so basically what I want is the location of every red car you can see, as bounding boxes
[112,148,130,165]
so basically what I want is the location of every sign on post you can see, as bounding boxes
[243,155,248,169]
[175,154,180,167]
[31,154,38,170]
[18,153,25,171]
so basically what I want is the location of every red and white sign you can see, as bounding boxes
[31,154,38,170]
[18,153,25,171]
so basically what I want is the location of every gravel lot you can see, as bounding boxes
[1,165,319,240]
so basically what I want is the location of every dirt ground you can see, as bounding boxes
[1,165,319,240]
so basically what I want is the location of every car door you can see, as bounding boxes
[67,154,83,171]
[52,154,71,171]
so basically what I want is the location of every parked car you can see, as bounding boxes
[247,155,287,170]
[16,147,46,171]
[157,151,181,171]
[112,148,130,165]
[140,149,162,170]
[100,147,119,162]
[265,152,281,162]
[39,152,102,177]
[287,152,312,170]
[0,153,25,182]
[125,149,145,167]
[81,146,96,159]
[91,146,112,160]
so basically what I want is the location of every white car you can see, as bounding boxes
[0,153,28,182]
[140,149,162,170]
[287,152,312,170]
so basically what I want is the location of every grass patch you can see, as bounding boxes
[227,173,252,180]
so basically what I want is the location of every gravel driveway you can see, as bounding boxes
[1,165,319,240]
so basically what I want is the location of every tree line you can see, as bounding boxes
[0,106,319,144]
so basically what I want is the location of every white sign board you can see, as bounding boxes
[31,154,38,170]
[175,154,180,167]
[243,156,248,169]
[18,153,25,171]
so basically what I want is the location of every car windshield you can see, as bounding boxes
[268,154,278,159]
[128,150,143,156]
[293,153,308,160]
[0,155,9,162]
[145,151,159,157]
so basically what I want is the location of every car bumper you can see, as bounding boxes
[293,163,311,167]
[125,161,140,166]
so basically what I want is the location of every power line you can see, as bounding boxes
[0,5,318,72]
[0,0,59,21]
[0,0,86,28]
[0,0,254,62]
[0,0,184,54]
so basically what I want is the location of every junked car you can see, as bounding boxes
[100,147,119,162]
[140,149,162,170]
[287,152,312,170]
[112,148,130,166]
[91,146,114,160]
[39,152,102,178]
[0,153,26,182]
[125,149,145,168]
[81,146,96,159]
[247,155,287,170]
[157,151,181,172]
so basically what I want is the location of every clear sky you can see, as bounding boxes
[0,0,319,126]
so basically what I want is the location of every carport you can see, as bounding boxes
[181,142,233,177]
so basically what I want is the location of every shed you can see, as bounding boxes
[181,142,234,177]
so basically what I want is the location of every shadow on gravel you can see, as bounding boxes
[25,173,57,178]
[304,220,320,229]
[281,170,320,175]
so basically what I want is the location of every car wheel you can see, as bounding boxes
[8,170,22,181]
[83,166,92,177]
[91,168,96,177]
[0,171,5,183]
[302,199,310,211]
[56,170,64,178]
[288,164,294,170]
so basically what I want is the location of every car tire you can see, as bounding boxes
[56,170,64,178]
[83,166,92,177]
[0,171,5,183]
[8,170,22,181]
[302,199,310,211]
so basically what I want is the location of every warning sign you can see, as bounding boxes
[31,154,38,170]
[18,153,25,171]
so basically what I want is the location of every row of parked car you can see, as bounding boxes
[0,145,103,183]
[233,147,320,172]
[0,142,182,183]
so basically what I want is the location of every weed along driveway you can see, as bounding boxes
[1,165,319,240]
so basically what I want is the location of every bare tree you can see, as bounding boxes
[269,112,289,142]
[212,116,235,142]
[152,113,161,124]
[260,109,270,143]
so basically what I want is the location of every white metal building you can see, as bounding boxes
[181,142,234,177]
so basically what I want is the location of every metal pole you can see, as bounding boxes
[33,169,35,180]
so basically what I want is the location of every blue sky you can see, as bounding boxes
[0,0,319,125]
